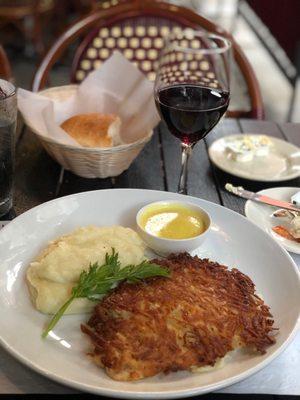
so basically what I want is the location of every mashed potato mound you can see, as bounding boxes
[26,226,145,315]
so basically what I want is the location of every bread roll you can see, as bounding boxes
[60,113,121,148]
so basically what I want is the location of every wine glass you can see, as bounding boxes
[154,30,231,194]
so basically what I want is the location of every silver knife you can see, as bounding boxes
[225,183,300,212]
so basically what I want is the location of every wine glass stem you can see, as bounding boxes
[178,143,193,195]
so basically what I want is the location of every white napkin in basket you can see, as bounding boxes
[18,51,160,147]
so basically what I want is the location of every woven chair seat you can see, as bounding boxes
[72,17,250,113]
[33,2,263,118]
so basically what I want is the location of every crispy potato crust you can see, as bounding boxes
[82,253,276,381]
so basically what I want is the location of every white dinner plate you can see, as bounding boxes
[245,187,300,254]
[208,134,300,181]
[0,189,299,398]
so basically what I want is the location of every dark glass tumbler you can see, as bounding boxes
[0,79,16,217]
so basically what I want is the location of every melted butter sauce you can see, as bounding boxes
[140,203,206,239]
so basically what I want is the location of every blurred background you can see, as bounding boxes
[0,0,299,122]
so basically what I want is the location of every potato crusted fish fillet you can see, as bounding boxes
[82,253,276,381]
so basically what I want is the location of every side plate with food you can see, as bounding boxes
[208,134,300,182]
[245,187,300,254]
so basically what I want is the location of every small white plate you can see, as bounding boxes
[208,134,300,182]
[0,189,299,398]
[245,187,300,254]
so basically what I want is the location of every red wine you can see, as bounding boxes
[155,84,229,145]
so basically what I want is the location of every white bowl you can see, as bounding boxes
[136,200,211,256]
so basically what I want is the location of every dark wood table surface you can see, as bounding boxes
[1,117,299,400]
[10,118,300,217]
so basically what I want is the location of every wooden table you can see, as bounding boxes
[1,118,299,399]
[11,118,300,216]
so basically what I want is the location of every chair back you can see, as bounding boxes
[33,1,264,119]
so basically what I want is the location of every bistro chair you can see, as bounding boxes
[0,44,12,80]
[33,1,264,119]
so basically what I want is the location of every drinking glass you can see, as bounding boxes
[154,30,231,194]
[0,79,17,217]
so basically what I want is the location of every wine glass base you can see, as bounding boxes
[178,188,187,195]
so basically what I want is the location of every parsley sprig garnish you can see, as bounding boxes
[42,249,169,338]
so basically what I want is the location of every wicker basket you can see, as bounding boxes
[25,85,153,178]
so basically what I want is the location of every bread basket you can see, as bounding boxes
[25,85,153,178]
